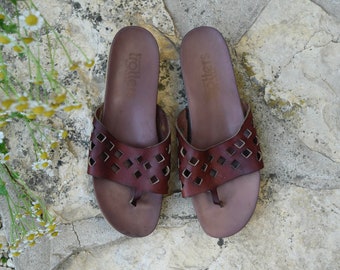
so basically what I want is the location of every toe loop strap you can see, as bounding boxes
[210,188,224,207]
[129,188,143,207]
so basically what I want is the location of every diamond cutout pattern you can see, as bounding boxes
[101,152,109,162]
[136,156,143,163]
[176,105,264,198]
[107,141,115,151]
[201,163,208,172]
[242,148,252,159]
[88,106,171,200]
[226,147,236,156]
[134,170,142,179]
[189,157,199,166]
[231,160,240,169]
[162,166,170,176]
[183,169,192,178]
[150,176,160,184]
[155,154,165,163]
[89,157,96,167]
[209,169,218,178]
[180,147,187,157]
[243,129,252,139]
[234,139,245,149]
[114,150,123,158]
[257,152,262,161]
[96,133,106,142]
[217,156,226,165]
[123,159,133,168]
[111,163,120,173]
[194,177,203,185]
[144,162,152,170]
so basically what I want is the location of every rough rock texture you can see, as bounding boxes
[237,0,340,165]
[0,0,339,269]
[163,0,271,44]
[311,0,340,19]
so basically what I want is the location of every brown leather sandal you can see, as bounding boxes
[88,26,171,237]
[176,26,264,238]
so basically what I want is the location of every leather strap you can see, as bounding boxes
[88,105,171,196]
[176,104,263,199]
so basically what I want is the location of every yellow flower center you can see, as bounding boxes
[50,231,59,238]
[13,45,24,53]
[22,37,34,44]
[27,113,37,120]
[25,14,38,26]
[43,110,55,117]
[35,209,43,216]
[11,251,21,257]
[2,99,15,109]
[39,221,46,227]
[41,161,49,168]
[84,59,95,68]
[69,62,79,71]
[50,142,59,149]
[54,93,66,104]
[28,241,36,247]
[61,130,68,139]
[18,96,28,102]
[15,102,29,112]
[47,223,57,233]
[32,105,45,114]
[26,233,36,241]
[40,152,49,160]
[0,35,11,45]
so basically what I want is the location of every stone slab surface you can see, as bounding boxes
[163,0,271,44]
[312,0,340,19]
[0,0,339,269]
[237,0,340,164]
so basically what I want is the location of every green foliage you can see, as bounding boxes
[0,0,94,258]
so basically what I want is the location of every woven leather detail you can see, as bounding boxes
[176,104,263,198]
[88,105,171,195]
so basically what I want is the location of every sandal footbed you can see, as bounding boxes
[93,26,162,237]
[180,26,260,238]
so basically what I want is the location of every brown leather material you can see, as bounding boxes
[177,104,263,198]
[88,105,171,195]
[179,26,264,238]
[87,26,168,237]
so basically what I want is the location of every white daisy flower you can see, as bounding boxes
[0,153,10,164]
[19,9,44,31]
[9,248,23,258]
[0,33,16,46]
[0,131,4,143]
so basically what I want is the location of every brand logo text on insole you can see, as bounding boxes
[200,53,219,93]
[125,53,141,91]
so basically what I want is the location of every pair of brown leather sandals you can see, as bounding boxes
[88,26,263,238]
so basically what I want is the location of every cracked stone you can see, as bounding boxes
[163,0,270,44]
[311,0,340,20]
[236,0,340,163]
[1,0,339,269]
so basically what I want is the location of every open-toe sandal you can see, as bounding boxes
[176,26,264,238]
[88,26,171,237]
